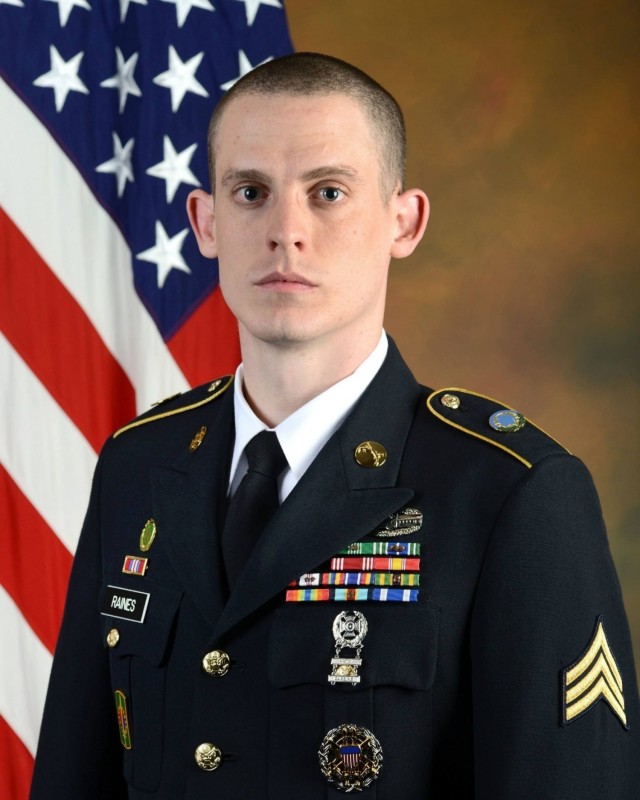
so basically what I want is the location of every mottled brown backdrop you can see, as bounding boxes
[285,0,640,681]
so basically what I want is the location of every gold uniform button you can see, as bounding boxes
[106,628,120,648]
[202,650,231,677]
[195,743,222,771]
[440,393,461,410]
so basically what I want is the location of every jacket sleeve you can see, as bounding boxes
[30,448,127,800]
[470,453,640,799]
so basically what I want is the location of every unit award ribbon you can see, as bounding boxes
[328,610,368,686]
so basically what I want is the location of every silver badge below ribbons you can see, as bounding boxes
[376,506,423,537]
[328,611,368,686]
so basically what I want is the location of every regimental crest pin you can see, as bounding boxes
[562,616,628,729]
[328,611,368,686]
[376,506,423,537]
[319,723,383,792]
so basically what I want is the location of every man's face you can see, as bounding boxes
[202,92,413,351]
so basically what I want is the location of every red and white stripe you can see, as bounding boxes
[0,77,239,797]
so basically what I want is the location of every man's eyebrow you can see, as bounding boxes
[301,165,361,182]
[219,165,362,188]
[220,168,270,188]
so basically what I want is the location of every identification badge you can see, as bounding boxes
[101,585,150,623]
[319,723,383,791]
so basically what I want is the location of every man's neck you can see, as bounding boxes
[239,328,383,428]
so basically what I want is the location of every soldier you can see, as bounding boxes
[31,52,640,799]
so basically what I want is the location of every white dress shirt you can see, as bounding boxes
[228,332,388,502]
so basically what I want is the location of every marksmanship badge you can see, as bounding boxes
[328,611,368,686]
[319,723,383,792]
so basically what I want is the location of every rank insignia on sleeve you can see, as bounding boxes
[562,616,628,729]
[115,690,132,749]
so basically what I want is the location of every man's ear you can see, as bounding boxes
[187,189,218,259]
[390,188,430,259]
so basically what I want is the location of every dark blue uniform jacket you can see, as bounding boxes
[30,340,640,799]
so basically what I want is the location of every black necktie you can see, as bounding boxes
[222,430,288,587]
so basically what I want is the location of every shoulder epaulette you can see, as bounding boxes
[426,387,569,469]
[112,375,234,439]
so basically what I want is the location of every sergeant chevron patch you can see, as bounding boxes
[562,616,628,729]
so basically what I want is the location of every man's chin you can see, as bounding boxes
[239,320,317,349]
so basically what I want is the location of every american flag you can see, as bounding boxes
[0,1,292,796]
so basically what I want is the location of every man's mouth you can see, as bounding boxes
[255,272,317,290]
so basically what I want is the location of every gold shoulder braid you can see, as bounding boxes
[112,375,234,439]
[425,387,568,469]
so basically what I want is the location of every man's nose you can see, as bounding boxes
[266,193,306,252]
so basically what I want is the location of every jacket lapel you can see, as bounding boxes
[212,340,422,642]
[150,388,234,626]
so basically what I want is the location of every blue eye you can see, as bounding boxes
[241,186,261,202]
[320,187,343,202]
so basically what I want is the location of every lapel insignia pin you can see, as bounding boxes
[189,425,207,452]
[122,555,149,576]
[563,616,628,728]
[115,690,132,749]
[139,518,156,552]
[328,610,368,686]
[376,507,423,537]
[319,723,383,792]
[354,441,387,468]
[208,379,222,393]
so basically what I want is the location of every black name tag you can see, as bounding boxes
[101,585,150,623]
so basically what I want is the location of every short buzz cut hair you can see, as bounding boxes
[207,52,406,200]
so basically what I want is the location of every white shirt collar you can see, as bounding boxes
[229,332,388,501]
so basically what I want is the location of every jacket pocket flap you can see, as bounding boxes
[269,604,438,690]
[101,580,182,665]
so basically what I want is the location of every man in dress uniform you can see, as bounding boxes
[31,53,639,799]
